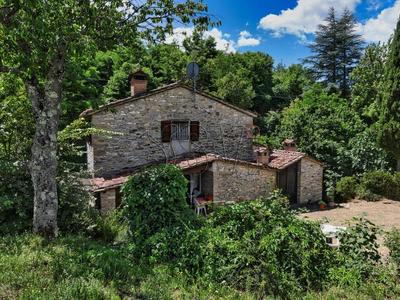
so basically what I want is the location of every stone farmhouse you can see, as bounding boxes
[81,71,323,213]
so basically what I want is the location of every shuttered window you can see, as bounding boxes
[172,122,189,140]
[190,121,200,141]
[161,120,172,142]
[161,120,200,142]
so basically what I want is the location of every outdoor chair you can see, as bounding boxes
[193,198,207,216]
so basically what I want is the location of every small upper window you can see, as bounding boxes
[161,120,200,142]
[171,121,189,141]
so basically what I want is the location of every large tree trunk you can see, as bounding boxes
[27,57,64,238]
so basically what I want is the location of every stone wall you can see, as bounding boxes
[88,87,254,177]
[298,158,323,204]
[100,189,116,214]
[212,160,276,203]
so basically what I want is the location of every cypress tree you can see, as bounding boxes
[377,16,400,170]
[305,7,363,96]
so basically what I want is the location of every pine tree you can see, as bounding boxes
[377,16,400,170]
[305,8,364,96]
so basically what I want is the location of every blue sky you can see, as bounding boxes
[168,0,400,65]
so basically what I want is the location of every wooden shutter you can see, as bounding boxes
[190,121,200,141]
[161,120,172,142]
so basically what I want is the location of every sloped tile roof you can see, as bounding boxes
[268,150,305,170]
[86,153,271,192]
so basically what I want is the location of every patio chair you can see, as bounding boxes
[193,198,207,217]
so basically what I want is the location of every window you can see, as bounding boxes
[172,121,189,140]
[161,120,199,142]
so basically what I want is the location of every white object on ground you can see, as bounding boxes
[321,223,347,248]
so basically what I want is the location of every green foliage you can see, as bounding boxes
[272,64,313,108]
[57,169,97,234]
[122,164,196,243]
[335,176,358,202]
[339,218,381,264]
[386,229,400,271]
[336,218,381,284]
[0,74,33,161]
[277,85,365,177]
[357,171,399,201]
[350,43,388,123]
[305,8,364,96]
[205,51,274,113]
[347,129,394,175]
[377,16,400,161]
[215,67,256,108]
[170,192,333,298]
[90,210,128,243]
[0,161,32,235]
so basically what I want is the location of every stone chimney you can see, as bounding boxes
[130,70,148,97]
[256,147,270,165]
[283,138,297,151]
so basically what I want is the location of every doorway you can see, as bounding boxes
[277,162,299,204]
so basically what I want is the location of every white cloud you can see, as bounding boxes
[358,0,400,42]
[165,27,236,53]
[258,0,399,44]
[205,28,236,53]
[259,0,362,39]
[164,27,194,46]
[237,31,261,47]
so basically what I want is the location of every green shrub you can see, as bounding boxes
[57,169,98,234]
[335,176,358,202]
[175,191,334,298]
[122,164,199,245]
[393,172,400,200]
[337,217,380,280]
[0,161,32,235]
[357,171,396,201]
[90,209,128,243]
[386,229,400,271]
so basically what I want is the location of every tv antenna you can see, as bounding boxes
[187,62,199,92]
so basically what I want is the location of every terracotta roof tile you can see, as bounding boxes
[268,149,305,170]
[87,153,272,192]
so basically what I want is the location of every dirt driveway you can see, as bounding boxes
[300,199,400,231]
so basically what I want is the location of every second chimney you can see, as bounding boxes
[283,138,297,151]
[256,147,270,165]
[130,70,148,97]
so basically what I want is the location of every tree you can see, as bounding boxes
[0,0,211,238]
[276,84,365,177]
[205,51,273,113]
[377,16,400,170]
[215,67,256,109]
[305,8,363,96]
[350,43,388,123]
[272,64,313,109]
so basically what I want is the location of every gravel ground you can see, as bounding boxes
[300,199,400,258]
[300,199,400,230]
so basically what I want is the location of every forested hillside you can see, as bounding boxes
[1,1,400,299]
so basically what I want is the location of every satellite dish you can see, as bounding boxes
[187,62,199,80]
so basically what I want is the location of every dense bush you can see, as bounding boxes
[122,164,200,245]
[0,161,32,234]
[335,176,358,202]
[386,229,400,271]
[357,171,400,201]
[89,209,128,243]
[57,169,98,233]
[169,192,334,298]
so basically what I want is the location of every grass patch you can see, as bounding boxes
[0,234,255,299]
